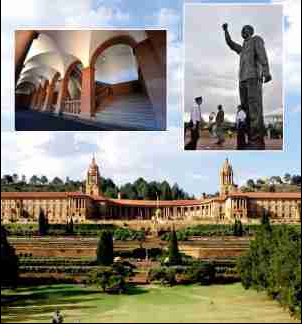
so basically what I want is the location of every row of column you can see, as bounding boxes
[231,198,247,210]
[69,198,86,210]
[107,204,213,220]
[17,33,166,127]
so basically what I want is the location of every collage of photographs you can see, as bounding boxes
[1,0,302,323]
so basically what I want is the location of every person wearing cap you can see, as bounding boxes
[222,23,271,150]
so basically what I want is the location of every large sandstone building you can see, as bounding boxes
[1,158,301,226]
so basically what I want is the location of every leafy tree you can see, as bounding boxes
[291,175,301,186]
[134,178,149,200]
[261,211,271,232]
[97,230,114,266]
[283,173,291,184]
[168,229,181,265]
[88,263,133,293]
[238,225,301,319]
[51,177,64,186]
[104,187,118,198]
[3,175,14,184]
[246,179,255,188]
[29,175,40,185]
[256,179,265,187]
[233,219,243,237]
[12,174,19,183]
[120,183,137,200]
[38,209,48,236]
[160,181,172,200]
[40,176,49,185]
[1,226,18,286]
[65,218,74,235]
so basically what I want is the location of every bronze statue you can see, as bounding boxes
[222,23,272,149]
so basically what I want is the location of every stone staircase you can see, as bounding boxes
[95,93,158,130]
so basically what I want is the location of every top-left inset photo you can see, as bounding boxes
[15,29,167,131]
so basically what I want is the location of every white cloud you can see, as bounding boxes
[156,8,180,42]
[1,0,132,130]
[184,4,283,120]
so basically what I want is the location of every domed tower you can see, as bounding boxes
[86,155,101,196]
[220,158,236,196]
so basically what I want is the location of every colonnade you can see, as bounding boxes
[16,31,166,129]
[106,203,214,221]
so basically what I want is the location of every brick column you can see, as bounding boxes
[30,90,37,109]
[134,39,166,130]
[15,31,39,84]
[145,30,166,72]
[34,85,42,110]
[80,66,95,118]
[55,80,68,114]
[40,81,48,111]
[43,80,56,112]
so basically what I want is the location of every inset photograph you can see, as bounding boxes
[15,30,167,131]
[184,4,283,151]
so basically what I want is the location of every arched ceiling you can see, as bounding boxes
[18,30,148,91]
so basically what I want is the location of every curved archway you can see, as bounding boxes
[85,35,143,118]
[56,60,83,115]
[43,72,61,112]
[90,35,138,68]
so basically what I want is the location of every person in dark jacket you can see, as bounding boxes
[222,23,271,149]
[215,105,225,145]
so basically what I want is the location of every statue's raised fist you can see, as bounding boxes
[222,23,228,31]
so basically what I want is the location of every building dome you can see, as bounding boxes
[221,158,233,174]
[88,156,99,174]
[220,158,235,196]
[86,156,101,196]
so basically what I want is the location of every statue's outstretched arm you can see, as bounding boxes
[224,29,242,54]
[254,36,271,79]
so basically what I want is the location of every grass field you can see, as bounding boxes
[1,283,299,323]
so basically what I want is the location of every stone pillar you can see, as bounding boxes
[80,66,95,118]
[43,79,56,112]
[134,39,166,130]
[40,81,49,110]
[15,30,39,84]
[30,90,37,109]
[35,85,42,110]
[145,31,166,72]
[56,79,67,114]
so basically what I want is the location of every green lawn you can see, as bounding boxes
[1,283,299,323]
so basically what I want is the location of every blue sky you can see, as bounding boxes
[1,0,301,196]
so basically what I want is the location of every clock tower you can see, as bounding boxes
[86,155,101,196]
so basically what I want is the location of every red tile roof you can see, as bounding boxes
[0,192,87,199]
[106,198,208,207]
[228,192,301,199]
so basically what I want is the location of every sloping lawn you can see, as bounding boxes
[1,283,299,323]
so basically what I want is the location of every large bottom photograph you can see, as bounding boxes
[1,155,301,323]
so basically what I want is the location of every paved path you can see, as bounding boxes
[185,129,283,151]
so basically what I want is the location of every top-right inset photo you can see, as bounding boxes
[184,4,283,151]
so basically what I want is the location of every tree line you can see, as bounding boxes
[240,173,301,193]
[1,174,195,200]
[238,214,301,319]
